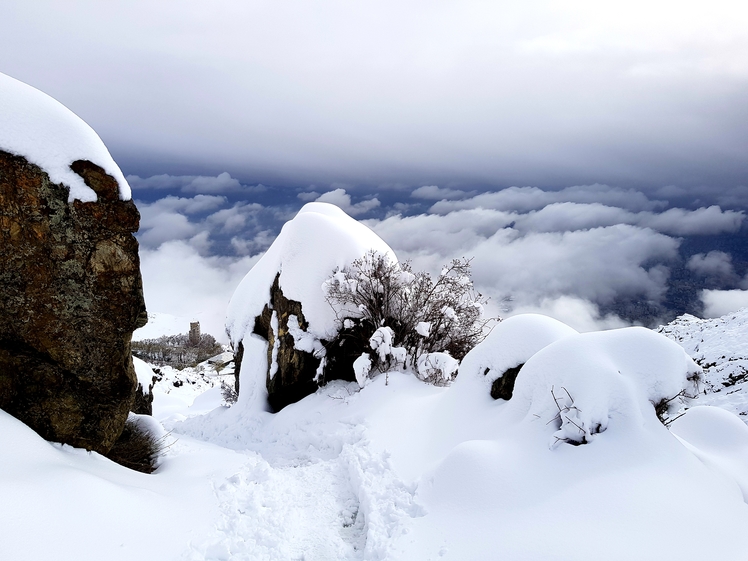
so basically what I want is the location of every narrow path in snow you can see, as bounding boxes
[174,407,423,561]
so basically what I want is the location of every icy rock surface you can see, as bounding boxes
[0,72,130,202]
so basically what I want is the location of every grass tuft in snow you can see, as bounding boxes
[105,419,170,474]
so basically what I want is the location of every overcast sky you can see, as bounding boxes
[2,0,748,191]
[3,1,748,338]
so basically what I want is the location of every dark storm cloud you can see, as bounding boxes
[1,1,747,191]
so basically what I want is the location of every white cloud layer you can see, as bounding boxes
[132,181,745,334]
[128,172,264,194]
[310,189,381,216]
[701,290,748,319]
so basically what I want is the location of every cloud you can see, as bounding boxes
[136,195,228,248]
[297,191,321,202]
[506,296,629,333]
[411,185,475,200]
[686,251,735,279]
[128,173,266,195]
[430,185,667,214]
[510,202,744,236]
[313,189,381,216]
[640,206,744,236]
[139,240,260,342]
[701,289,748,318]
[368,209,680,325]
[206,202,264,234]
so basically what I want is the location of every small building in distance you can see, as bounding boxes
[189,321,201,346]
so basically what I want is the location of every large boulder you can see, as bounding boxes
[0,73,146,454]
[227,202,394,412]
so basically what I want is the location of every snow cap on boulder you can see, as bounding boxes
[0,72,130,202]
[226,202,395,411]
[227,202,395,345]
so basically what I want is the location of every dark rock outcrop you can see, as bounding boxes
[0,150,147,454]
[489,363,523,401]
[132,380,156,416]
[252,274,323,411]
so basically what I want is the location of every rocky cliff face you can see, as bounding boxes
[0,150,147,454]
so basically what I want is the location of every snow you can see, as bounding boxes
[269,311,279,380]
[415,321,431,337]
[0,72,130,202]
[353,353,372,387]
[2,313,748,560]
[658,309,748,420]
[670,406,748,501]
[226,203,395,349]
[132,356,156,395]
[456,313,578,395]
[416,351,459,382]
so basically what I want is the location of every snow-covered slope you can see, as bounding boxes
[3,315,748,560]
[658,309,748,421]
[0,72,130,202]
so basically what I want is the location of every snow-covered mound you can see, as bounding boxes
[0,72,130,202]
[226,203,395,411]
[456,313,578,396]
[671,405,748,501]
[658,309,748,420]
[506,326,701,446]
[227,202,394,344]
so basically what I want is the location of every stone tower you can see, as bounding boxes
[189,321,201,346]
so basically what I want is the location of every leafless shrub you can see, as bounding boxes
[323,251,497,379]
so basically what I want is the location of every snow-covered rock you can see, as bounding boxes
[0,72,130,202]
[0,73,147,454]
[658,309,748,421]
[132,357,157,415]
[507,326,701,447]
[226,202,395,411]
[455,313,578,400]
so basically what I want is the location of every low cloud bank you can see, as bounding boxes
[134,179,747,334]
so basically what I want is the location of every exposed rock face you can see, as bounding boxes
[252,274,322,411]
[0,150,147,454]
[132,381,155,416]
[490,363,523,401]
